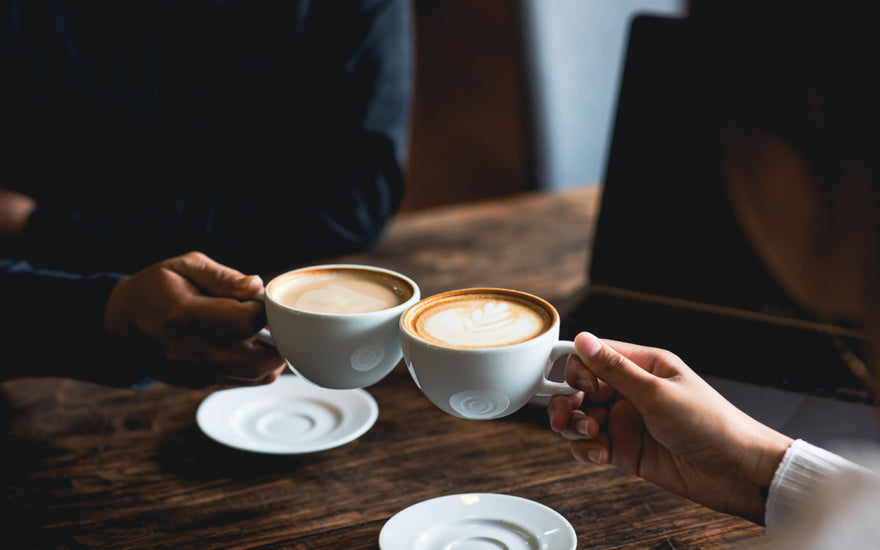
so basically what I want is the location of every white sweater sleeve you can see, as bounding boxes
[765,439,874,538]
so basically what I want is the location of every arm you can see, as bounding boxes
[0,258,128,384]
[4,0,414,275]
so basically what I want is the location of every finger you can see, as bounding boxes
[161,334,285,380]
[181,296,268,339]
[548,392,585,432]
[557,409,603,441]
[573,332,660,399]
[602,339,684,378]
[197,339,286,380]
[564,354,617,403]
[153,363,284,390]
[166,251,264,300]
[205,365,287,389]
[583,405,610,428]
[570,432,611,465]
[590,379,618,404]
[564,353,597,392]
[606,397,646,474]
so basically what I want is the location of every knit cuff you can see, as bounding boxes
[765,439,868,537]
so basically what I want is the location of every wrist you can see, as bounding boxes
[104,275,134,340]
[730,421,793,524]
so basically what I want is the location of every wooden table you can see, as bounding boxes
[1,186,768,549]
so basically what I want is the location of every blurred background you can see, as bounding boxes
[401,0,684,212]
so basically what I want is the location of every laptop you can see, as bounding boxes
[559,14,877,404]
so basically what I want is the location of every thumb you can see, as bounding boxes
[165,251,264,300]
[573,332,658,398]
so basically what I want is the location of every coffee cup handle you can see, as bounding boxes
[535,341,579,397]
[251,289,276,347]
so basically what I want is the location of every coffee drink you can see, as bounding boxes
[400,287,576,419]
[402,288,555,348]
[270,267,413,314]
[261,264,420,389]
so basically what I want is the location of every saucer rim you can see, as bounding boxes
[378,492,576,550]
[195,375,378,455]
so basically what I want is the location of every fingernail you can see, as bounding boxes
[235,274,263,292]
[579,332,602,357]
[576,419,591,437]
[587,449,603,464]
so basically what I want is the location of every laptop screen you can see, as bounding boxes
[591,14,807,319]
[564,14,874,402]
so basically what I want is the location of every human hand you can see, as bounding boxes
[104,251,285,389]
[548,332,793,524]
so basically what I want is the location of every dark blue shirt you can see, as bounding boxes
[1,0,413,384]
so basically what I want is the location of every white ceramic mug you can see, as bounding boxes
[256,264,420,389]
[399,288,578,419]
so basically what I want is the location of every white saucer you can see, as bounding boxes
[196,375,378,454]
[379,493,577,550]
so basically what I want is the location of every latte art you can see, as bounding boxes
[462,301,521,333]
[404,289,555,348]
[423,300,545,347]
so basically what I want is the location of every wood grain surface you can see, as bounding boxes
[1,186,768,549]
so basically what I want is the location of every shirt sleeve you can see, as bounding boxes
[0,259,139,386]
[765,439,876,537]
[4,0,414,276]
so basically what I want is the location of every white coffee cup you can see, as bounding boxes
[256,264,420,389]
[399,288,578,419]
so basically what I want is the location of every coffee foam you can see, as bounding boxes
[289,283,388,313]
[407,290,553,348]
[272,268,411,314]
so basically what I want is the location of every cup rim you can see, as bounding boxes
[265,264,420,317]
[400,287,559,350]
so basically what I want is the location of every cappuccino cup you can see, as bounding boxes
[256,264,420,389]
[400,288,578,419]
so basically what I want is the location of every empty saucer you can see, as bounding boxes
[379,493,576,550]
[196,375,378,454]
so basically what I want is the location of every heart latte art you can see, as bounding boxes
[404,290,554,348]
